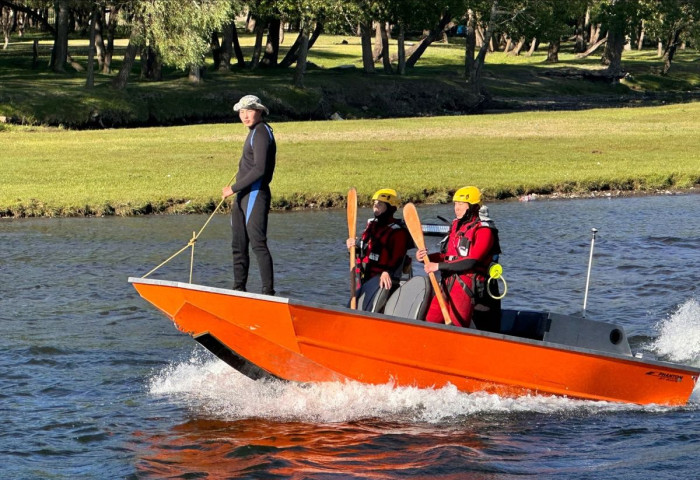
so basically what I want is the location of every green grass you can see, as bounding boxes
[2,102,699,217]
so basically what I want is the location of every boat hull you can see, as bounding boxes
[130,278,699,405]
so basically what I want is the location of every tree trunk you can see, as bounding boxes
[103,3,119,74]
[2,6,12,50]
[210,31,221,70]
[397,22,405,75]
[662,29,681,75]
[360,19,374,73]
[188,65,202,83]
[85,6,98,88]
[475,24,484,48]
[219,23,232,70]
[574,13,587,53]
[293,25,309,88]
[576,34,606,59]
[231,22,246,67]
[93,8,105,71]
[261,17,280,67]
[508,36,525,56]
[590,23,601,45]
[464,9,476,79]
[51,0,69,72]
[503,35,512,53]
[526,37,537,56]
[546,39,560,63]
[279,20,322,68]
[405,12,453,68]
[250,22,264,69]
[372,21,382,62]
[637,19,645,50]
[657,41,662,57]
[246,12,255,32]
[140,45,161,80]
[603,28,625,77]
[112,22,140,90]
[468,0,498,96]
[379,21,391,73]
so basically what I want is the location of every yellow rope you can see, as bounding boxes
[141,174,236,280]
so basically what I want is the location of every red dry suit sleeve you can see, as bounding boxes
[438,227,495,274]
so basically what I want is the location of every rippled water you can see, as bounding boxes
[1,194,699,479]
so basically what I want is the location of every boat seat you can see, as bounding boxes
[383,276,432,320]
[355,275,391,313]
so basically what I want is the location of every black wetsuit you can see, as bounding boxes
[230,121,276,295]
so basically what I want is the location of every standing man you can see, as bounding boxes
[222,95,276,295]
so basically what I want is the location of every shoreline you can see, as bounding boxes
[2,187,697,219]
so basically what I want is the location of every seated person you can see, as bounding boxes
[416,186,502,331]
[347,188,411,293]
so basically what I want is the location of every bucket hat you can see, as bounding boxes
[233,95,269,115]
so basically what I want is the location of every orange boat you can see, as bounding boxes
[129,276,699,406]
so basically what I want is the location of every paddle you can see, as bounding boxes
[403,202,452,325]
[347,188,358,309]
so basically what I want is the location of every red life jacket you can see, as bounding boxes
[443,218,500,275]
[433,216,502,329]
[357,217,408,283]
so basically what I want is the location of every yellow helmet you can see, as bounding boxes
[372,188,400,207]
[453,186,481,205]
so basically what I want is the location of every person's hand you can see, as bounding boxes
[222,186,234,199]
[379,271,392,290]
[416,248,428,261]
[346,238,356,250]
[424,262,439,274]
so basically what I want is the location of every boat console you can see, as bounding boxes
[500,309,632,356]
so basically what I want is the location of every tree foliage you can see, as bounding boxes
[141,0,234,70]
[0,0,698,91]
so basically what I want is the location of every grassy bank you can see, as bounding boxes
[2,102,699,217]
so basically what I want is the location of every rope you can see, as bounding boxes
[141,174,236,281]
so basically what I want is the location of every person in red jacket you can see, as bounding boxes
[416,186,502,331]
[347,189,411,292]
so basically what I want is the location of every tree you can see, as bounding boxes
[644,0,700,74]
[141,0,233,83]
[593,0,643,77]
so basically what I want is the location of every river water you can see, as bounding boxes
[1,194,699,479]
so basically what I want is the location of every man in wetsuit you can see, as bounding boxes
[222,95,276,295]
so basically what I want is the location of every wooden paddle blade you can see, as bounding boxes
[347,188,358,309]
[402,203,426,251]
[347,188,357,238]
[402,202,452,325]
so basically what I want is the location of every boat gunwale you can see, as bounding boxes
[128,276,700,376]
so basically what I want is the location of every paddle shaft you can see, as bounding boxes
[347,188,358,309]
[402,203,452,325]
